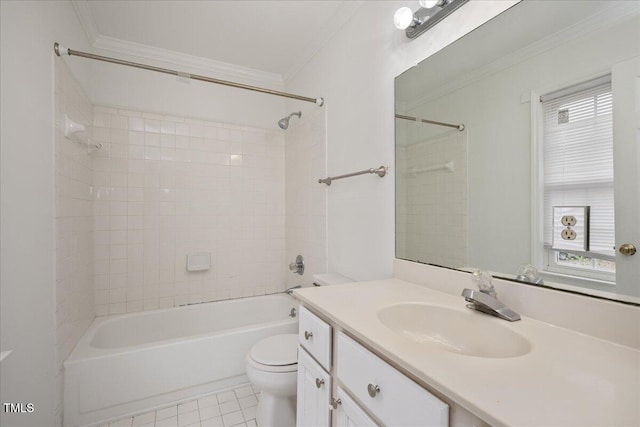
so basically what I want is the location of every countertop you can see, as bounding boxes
[293,279,640,427]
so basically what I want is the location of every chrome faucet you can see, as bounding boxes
[285,285,302,295]
[461,270,521,322]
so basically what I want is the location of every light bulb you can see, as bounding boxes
[419,0,438,8]
[394,7,415,30]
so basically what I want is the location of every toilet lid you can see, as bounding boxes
[250,334,298,366]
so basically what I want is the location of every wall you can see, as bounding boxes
[284,1,517,281]
[0,1,92,425]
[92,106,287,315]
[54,60,95,374]
[285,108,328,287]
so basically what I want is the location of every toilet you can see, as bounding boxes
[245,333,299,427]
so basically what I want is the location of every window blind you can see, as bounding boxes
[542,80,615,257]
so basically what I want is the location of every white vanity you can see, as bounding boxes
[292,261,640,427]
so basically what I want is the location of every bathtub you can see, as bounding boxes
[63,294,298,427]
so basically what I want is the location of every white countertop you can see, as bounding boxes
[293,279,640,427]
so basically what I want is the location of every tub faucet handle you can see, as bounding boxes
[289,255,305,275]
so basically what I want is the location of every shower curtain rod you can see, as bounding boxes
[395,113,464,131]
[53,43,324,106]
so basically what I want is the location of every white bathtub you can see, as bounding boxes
[63,294,298,427]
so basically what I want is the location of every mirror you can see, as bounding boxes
[395,1,640,304]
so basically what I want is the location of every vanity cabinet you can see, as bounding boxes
[296,305,449,427]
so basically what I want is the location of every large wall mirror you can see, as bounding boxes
[395,1,639,304]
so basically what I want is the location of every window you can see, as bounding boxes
[541,77,615,281]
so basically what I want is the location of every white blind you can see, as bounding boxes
[542,80,615,256]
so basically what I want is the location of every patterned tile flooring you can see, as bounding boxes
[100,384,260,427]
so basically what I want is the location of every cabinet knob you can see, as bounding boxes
[304,331,313,340]
[330,398,342,410]
[367,383,380,398]
[315,378,325,389]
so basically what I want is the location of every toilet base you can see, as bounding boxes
[256,392,296,427]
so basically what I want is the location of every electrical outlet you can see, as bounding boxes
[561,228,577,240]
[552,206,590,251]
[561,215,577,227]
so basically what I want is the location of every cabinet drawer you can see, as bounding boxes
[337,332,448,427]
[298,306,332,370]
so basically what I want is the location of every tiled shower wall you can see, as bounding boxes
[285,108,327,287]
[54,60,95,417]
[91,106,286,315]
[397,131,467,268]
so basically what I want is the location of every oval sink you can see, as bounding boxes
[378,303,531,358]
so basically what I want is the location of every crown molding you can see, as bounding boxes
[406,2,639,112]
[71,0,99,45]
[92,35,284,85]
[283,0,365,83]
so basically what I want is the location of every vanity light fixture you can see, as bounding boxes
[394,0,469,39]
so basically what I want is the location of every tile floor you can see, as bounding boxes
[101,384,260,427]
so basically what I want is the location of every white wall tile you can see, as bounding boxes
[94,106,286,313]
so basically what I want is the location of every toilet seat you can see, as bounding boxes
[248,334,298,372]
[247,355,297,373]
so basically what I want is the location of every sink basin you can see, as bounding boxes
[378,303,531,358]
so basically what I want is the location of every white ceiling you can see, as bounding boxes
[79,0,359,81]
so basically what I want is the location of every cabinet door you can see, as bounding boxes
[334,388,379,427]
[297,347,331,427]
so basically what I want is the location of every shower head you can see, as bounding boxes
[278,111,302,130]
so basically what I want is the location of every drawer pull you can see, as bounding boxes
[304,331,313,340]
[315,378,325,388]
[367,383,380,398]
[330,398,342,410]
